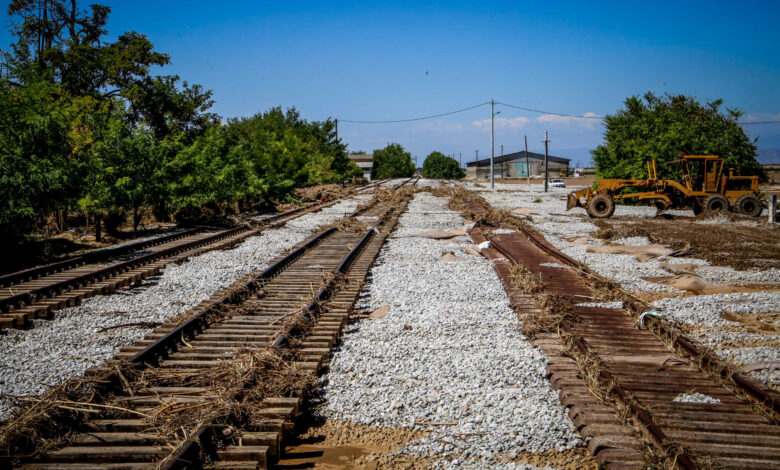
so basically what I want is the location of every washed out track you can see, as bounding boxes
[0,184,390,333]
[466,198,780,469]
[5,178,415,469]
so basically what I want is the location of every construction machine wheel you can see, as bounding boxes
[735,194,763,217]
[703,194,730,212]
[588,194,615,218]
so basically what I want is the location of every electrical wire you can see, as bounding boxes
[339,99,778,125]
[495,101,602,119]
[338,102,489,123]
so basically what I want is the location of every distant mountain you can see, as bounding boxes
[758,148,780,164]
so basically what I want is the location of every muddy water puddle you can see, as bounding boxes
[275,443,386,469]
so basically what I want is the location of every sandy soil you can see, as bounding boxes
[279,419,597,470]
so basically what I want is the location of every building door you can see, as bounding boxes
[515,162,528,177]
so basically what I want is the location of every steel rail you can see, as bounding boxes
[130,228,337,367]
[2,185,364,291]
[0,226,250,313]
[273,227,376,348]
[0,228,202,288]
[158,202,406,469]
[160,226,380,470]
[132,178,416,365]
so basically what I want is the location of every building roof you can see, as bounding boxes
[466,151,570,167]
[348,153,373,163]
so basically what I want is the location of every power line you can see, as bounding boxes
[339,99,779,125]
[495,101,602,119]
[339,102,489,124]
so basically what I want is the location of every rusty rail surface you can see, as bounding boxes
[472,224,780,469]
[511,223,780,419]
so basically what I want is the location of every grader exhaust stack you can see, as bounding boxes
[566,155,762,218]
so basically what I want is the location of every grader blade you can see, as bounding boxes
[566,192,580,211]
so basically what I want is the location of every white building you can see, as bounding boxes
[348,154,374,181]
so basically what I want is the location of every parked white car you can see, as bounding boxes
[548,178,566,188]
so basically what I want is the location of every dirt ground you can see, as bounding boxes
[594,213,780,271]
[275,418,598,469]
[470,176,595,187]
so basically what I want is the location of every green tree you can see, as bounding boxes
[1,0,217,240]
[372,143,415,178]
[1,1,366,244]
[422,151,465,179]
[592,92,764,181]
[227,107,360,196]
[0,77,73,240]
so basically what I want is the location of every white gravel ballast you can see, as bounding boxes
[319,193,580,467]
[0,196,369,421]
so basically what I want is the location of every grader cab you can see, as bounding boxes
[566,155,762,218]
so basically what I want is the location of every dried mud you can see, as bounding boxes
[594,215,780,271]
[284,418,598,469]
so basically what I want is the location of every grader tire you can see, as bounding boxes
[735,194,763,217]
[704,194,730,212]
[588,194,616,218]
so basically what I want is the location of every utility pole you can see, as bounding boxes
[459,152,462,168]
[543,131,550,193]
[525,135,530,187]
[500,144,504,156]
[490,99,495,189]
[334,119,338,140]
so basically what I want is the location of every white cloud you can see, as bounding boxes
[535,112,602,131]
[471,116,531,130]
[742,112,780,123]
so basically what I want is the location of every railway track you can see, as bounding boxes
[3,179,415,469]
[463,195,780,469]
[0,183,398,333]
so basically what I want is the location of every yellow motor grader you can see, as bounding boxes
[567,155,762,218]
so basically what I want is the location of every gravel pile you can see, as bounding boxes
[611,236,651,246]
[719,346,780,366]
[652,292,780,327]
[693,266,780,285]
[651,292,780,388]
[319,193,580,467]
[674,393,721,404]
[415,178,444,188]
[434,461,563,470]
[0,197,366,421]
[574,301,624,309]
[562,246,676,292]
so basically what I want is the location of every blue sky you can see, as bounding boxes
[2,0,779,164]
